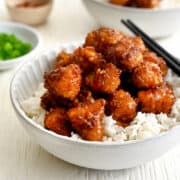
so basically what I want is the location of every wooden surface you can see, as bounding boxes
[0,0,180,179]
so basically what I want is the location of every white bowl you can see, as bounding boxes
[0,22,41,70]
[82,0,180,38]
[6,0,53,25]
[10,43,180,170]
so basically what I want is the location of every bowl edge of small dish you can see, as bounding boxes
[0,21,42,68]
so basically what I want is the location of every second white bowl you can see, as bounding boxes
[82,0,180,38]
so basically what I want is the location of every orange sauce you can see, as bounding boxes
[16,1,47,8]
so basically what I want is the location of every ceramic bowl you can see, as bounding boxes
[0,22,41,70]
[10,42,180,170]
[82,0,180,38]
[6,0,53,25]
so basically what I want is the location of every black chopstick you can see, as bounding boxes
[127,19,180,67]
[122,19,180,67]
[121,19,180,76]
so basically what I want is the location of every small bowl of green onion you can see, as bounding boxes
[0,22,41,70]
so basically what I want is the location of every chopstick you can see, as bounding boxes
[121,19,180,76]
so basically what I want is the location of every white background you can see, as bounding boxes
[0,0,180,179]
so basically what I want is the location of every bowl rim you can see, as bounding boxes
[86,0,180,12]
[0,21,41,67]
[10,43,180,147]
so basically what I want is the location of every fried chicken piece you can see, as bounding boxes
[132,61,163,89]
[105,43,144,71]
[67,99,106,141]
[85,28,145,71]
[134,0,160,8]
[44,108,72,136]
[109,0,130,5]
[41,91,76,111]
[44,64,82,100]
[73,47,106,72]
[138,83,175,114]
[41,88,95,111]
[121,35,146,52]
[108,90,137,125]
[105,35,145,71]
[84,28,145,53]
[85,63,121,94]
[55,51,73,68]
[72,88,95,107]
[143,50,168,77]
[84,28,124,53]
[41,91,57,111]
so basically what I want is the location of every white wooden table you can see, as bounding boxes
[0,0,180,179]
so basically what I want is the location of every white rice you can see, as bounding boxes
[21,70,180,142]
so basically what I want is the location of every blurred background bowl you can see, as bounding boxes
[6,0,53,25]
[0,22,41,70]
[82,0,180,38]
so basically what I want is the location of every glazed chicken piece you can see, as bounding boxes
[143,50,168,77]
[85,28,145,52]
[105,42,144,71]
[109,0,130,5]
[84,28,124,53]
[55,51,73,68]
[41,88,95,111]
[131,61,163,89]
[85,63,121,94]
[73,47,106,72]
[138,83,175,114]
[121,35,146,52]
[105,35,145,71]
[67,99,106,141]
[108,90,137,125]
[134,0,160,8]
[41,91,76,111]
[41,91,58,111]
[44,64,82,100]
[85,28,145,71]
[44,108,72,136]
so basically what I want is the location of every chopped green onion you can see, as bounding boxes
[0,33,32,60]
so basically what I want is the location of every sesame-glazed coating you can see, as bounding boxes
[84,28,145,71]
[55,51,73,68]
[105,43,144,71]
[108,90,137,125]
[84,28,124,53]
[67,99,106,141]
[143,50,168,77]
[85,63,121,94]
[44,64,82,100]
[131,61,163,89]
[138,83,175,114]
[73,47,106,72]
[44,108,72,136]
